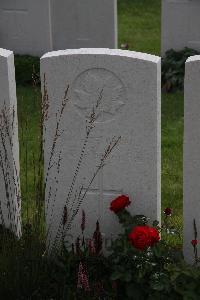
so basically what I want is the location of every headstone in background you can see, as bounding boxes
[0,0,52,57]
[51,0,118,50]
[0,0,117,57]
[162,0,200,55]
[0,48,21,236]
[184,55,200,264]
[41,48,161,252]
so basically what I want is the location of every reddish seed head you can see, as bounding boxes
[88,239,96,255]
[93,221,103,255]
[81,210,86,232]
[191,239,198,246]
[77,262,90,292]
[163,207,172,216]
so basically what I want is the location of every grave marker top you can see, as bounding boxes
[41,49,161,252]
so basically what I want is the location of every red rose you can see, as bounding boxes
[110,195,131,213]
[163,207,172,216]
[148,227,160,246]
[191,239,198,246]
[129,226,160,251]
[129,226,152,250]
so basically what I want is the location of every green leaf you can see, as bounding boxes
[123,271,132,282]
[126,283,143,299]
[111,271,122,280]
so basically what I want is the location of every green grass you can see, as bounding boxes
[162,92,183,245]
[15,0,183,244]
[118,0,161,55]
[17,86,41,222]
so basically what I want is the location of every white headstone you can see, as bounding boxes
[0,0,117,57]
[0,48,21,236]
[184,55,200,263]
[0,0,52,57]
[51,0,117,50]
[162,0,200,55]
[41,49,161,252]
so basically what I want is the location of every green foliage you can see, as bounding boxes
[162,48,199,93]
[1,211,200,299]
[109,210,200,300]
[0,184,198,300]
[15,55,40,86]
[0,226,74,299]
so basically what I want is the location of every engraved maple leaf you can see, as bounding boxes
[73,70,125,122]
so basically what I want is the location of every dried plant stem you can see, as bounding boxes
[47,91,104,254]
[44,83,69,219]
[63,90,103,211]
[50,136,121,254]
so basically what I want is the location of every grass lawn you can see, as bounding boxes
[16,0,183,244]
[162,92,183,244]
[17,86,41,222]
[118,0,161,55]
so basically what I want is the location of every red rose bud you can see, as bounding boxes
[110,195,131,213]
[191,239,198,246]
[129,225,160,251]
[163,207,172,216]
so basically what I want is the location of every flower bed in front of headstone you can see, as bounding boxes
[1,195,200,299]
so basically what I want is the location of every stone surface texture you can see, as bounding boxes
[162,0,200,55]
[0,0,117,57]
[184,55,200,263]
[41,48,161,251]
[0,48,21,235]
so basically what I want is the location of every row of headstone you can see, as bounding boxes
[1,46,199,264]
[162,0,200,55]
[0,0,117,57]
